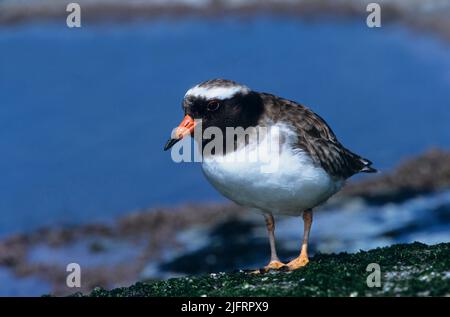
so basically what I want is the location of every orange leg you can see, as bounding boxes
[287,209,313,270]
[262,213,285,271]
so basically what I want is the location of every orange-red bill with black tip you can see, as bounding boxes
[163,115,196,151]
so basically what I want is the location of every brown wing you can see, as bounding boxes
[261,93,376,179]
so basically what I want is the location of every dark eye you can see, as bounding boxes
[207,100,221,112]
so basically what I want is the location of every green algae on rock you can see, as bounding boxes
[76,242,450,297]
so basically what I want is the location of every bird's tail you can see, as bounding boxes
[344,147,378,175]
[358,157,378,173]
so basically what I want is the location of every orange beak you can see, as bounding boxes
[164,115,196,151]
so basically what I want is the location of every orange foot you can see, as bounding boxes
[286,255,309,270]
[249,260,286,274]
[263,260,286,272]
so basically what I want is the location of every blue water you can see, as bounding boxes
[1,18,450,235]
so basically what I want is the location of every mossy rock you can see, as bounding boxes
[77,242,450,297]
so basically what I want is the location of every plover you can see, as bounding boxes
[164,79,376,271]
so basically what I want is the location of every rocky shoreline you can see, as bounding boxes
[0,149,449,295]
[78,242,450,297]
[1,1,450,42]
[340,149,450,204]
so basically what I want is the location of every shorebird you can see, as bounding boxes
[164,79,376,271]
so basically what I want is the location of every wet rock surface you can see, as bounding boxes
[79,242,450,297]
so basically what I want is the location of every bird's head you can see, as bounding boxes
[164,79,263,151]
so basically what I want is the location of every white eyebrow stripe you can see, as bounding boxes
[185,85,250,100]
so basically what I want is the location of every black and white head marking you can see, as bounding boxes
[185,79,250,100]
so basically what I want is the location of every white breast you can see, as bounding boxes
[201,123,343,215]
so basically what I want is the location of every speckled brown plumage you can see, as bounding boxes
[257,92,376,179]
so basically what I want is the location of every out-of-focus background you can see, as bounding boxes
[0,0,449,296]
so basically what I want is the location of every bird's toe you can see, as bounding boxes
[286,255,309,270]
[264,260,286,270]
[260,260,287,273]
[247,260,287,274]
